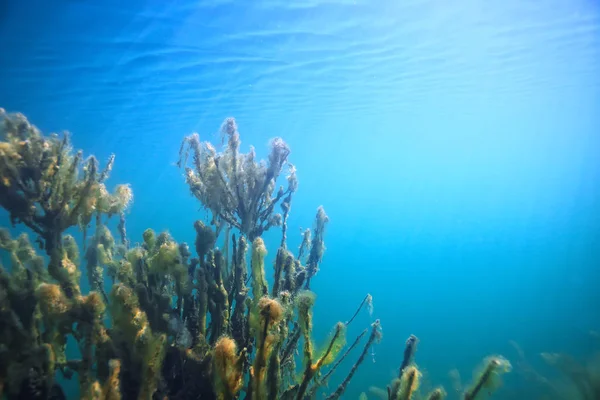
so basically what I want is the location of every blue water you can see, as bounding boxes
[1,0,600,398]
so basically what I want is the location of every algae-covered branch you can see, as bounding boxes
[0,109,379,400]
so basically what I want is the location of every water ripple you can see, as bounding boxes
[0,0,598,150]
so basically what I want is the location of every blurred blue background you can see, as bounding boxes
[1,0,599,397]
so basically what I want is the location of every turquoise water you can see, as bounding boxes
[1,0,599,398]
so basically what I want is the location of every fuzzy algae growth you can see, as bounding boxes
[1,108,399,399]
[364,334,512,400]
[0,108,523,400]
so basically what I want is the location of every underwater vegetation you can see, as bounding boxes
[0,108,379,400]
[0,107,518,400]
[509,337,600,399]
[362,335,511,400]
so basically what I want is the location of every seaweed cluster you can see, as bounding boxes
[0,109,383,399]
[540,351,600,399]
[509,337,600,399]
[363,334,511,400]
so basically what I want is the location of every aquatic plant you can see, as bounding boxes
[178,117,297,241]
[509,338,600,399]
[0,110,377,400]
[463,356,512,400]
[0,108,132,299]
[365,334,511,400]
[540,351,600,399]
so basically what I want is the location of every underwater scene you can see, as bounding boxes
[0,0,599,399]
